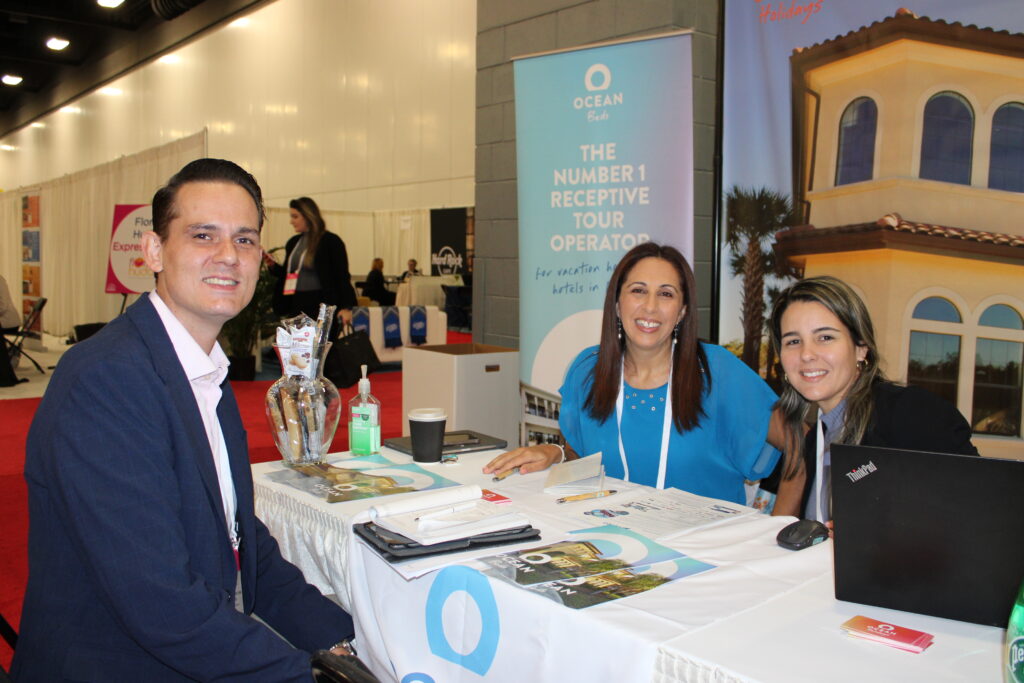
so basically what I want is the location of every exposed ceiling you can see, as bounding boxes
[0,0,259,137]
[0,1,159,115]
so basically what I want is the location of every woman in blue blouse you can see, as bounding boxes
[484,242,781,504]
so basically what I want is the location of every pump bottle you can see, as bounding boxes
[348,364,381,456]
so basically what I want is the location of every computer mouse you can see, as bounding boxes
[776,519,830,550]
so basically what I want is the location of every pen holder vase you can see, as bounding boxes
[265,343,341,466]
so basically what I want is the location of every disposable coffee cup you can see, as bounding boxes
[408,408,447,463]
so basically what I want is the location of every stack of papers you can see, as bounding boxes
[369,485,529,546]
[840,616,934,653]
[559,487,757,540]
[543,453,604,495]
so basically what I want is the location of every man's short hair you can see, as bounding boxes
[151,158,265,240]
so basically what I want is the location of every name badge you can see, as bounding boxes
[283,272,298,295]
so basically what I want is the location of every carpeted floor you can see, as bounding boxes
[0,330,472,670]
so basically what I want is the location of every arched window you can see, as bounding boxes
[989,103,1024,192]
[835,97,877,185]
[912,297,961,323]
[920,92,973,185]
[979,303,1024,330]
[908,297,962,406]
[974,304,1024,437]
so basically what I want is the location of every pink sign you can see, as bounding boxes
[105,204,153,294]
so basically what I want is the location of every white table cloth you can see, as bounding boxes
[252,449,1003,682]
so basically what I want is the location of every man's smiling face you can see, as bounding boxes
[142,181,261,350]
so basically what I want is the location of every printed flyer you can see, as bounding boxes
[480,524,683,585]
[523,557,716,609]
[264,456,459,503]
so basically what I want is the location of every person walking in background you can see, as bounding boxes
[363,257,396,305]
[12,159,366,681]
[267,196,356,325]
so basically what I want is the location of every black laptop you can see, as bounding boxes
[382,430,507,457]
[831,444,1024,627]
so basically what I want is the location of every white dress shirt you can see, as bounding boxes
[149,291,238,549]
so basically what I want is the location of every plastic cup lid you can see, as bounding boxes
[408,407,447,421]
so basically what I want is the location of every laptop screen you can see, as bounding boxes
[831,444,1024,627]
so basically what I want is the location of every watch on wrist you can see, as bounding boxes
[331,638,357,656]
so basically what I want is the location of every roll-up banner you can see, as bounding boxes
[105,204,154,295]
[515,31,694,394]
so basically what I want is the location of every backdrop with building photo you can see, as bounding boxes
[721,1,1024,458]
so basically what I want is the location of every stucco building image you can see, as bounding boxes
[774,9,1024,459]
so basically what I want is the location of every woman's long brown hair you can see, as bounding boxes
[584,241,710,432]
[289,196,327,269]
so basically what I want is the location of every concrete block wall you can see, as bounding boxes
[474,0,722,348]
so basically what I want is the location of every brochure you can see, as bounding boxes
[263,458,458,503]
[523,556,716,609]
[564,487,756,539]
[479,524,683,586]
[369,485,531,546]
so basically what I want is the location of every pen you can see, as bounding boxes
[491,466,521,482]
[556,489,618,504]
[414,501,476,522]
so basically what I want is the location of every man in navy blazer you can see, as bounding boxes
[13,159,361,681]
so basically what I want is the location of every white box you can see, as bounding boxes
[402,344,520,449]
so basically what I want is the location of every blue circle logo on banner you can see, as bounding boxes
[424,565,500,675]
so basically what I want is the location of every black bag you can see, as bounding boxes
[324,324,382,388]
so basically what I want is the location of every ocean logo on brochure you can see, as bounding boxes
[573,63,622,121]
[845,460,878,483]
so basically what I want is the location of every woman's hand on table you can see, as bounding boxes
[483,444,563,477]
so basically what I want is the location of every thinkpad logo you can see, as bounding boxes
[845,460,877,483]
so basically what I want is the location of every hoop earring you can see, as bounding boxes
[856,358,868,371]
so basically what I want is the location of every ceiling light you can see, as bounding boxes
[47,37,70,51]
[30,122,45,128]
[2,74,23,86]
[61,105,82,114]
[0,145,17,152]
[97,0,125,8]
[159,54,181,64]
[229,18,250,28]
[98,87,122,96]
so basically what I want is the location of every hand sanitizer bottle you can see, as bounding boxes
[348,364,381,456]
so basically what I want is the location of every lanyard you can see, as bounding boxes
[812,411,827,522]
[287,245,308,275]
[614,343,674,489]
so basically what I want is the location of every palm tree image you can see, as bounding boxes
[725,186,800,372]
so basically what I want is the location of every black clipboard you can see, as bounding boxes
[353,521,540,563]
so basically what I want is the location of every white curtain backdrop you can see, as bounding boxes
[0,131,206,338]
[372,209,431,277]
[0,191,23,316]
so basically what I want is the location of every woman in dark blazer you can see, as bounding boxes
[763,276,977,520]
[267,197,356,324]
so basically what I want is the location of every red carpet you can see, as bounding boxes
[0,329,472,670]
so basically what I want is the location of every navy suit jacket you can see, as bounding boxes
[12,296,353,682]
